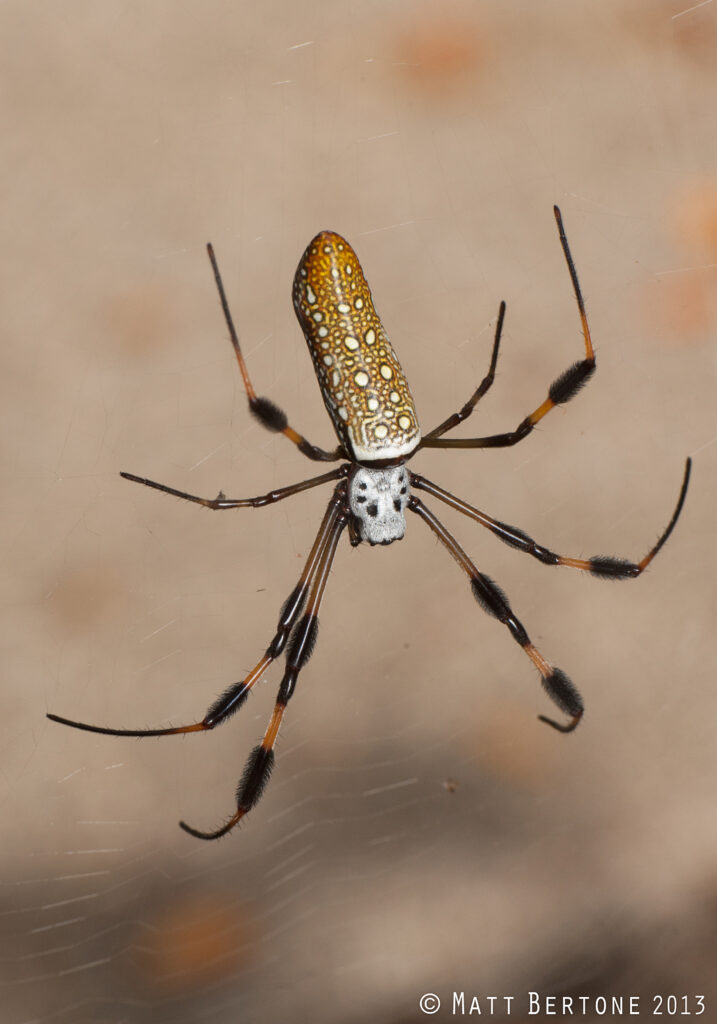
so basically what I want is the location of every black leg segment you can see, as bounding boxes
[207,243,345,462]
[179,497,348,839]
[411,458,691,580]
[409,495,584,733]
[421,207,596,452]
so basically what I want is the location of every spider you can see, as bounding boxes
[48,207,691,840]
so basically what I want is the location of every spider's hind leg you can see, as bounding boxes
[420,207,596,453]
[207,244,345,463]
[422,300,506,442]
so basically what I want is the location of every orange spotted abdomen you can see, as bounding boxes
[292,231,421,463]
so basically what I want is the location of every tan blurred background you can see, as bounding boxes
[3,2,716,1022]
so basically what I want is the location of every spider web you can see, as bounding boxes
[4,2,717,1022]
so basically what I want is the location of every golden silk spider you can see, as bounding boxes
[48,208,691,840]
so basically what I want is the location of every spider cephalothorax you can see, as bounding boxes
[348,464,410,546]
[48,209,691,840]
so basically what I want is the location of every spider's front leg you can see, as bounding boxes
[411,458,691,580]
[180,498,348,839]
[47,483,347,741]
[409,496,583,732]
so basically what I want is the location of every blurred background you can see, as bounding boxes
[3,1,716,1021]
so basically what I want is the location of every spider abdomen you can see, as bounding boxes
[292,231,421,463]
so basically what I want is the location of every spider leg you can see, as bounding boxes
[180,497,348,839]
[207,244,346,463]
[119,466,345,509]
[47,483,348,739]
[409,495,583,733]
[411,458,691,579]
[420,207,596,451]
[422,301,506,442]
